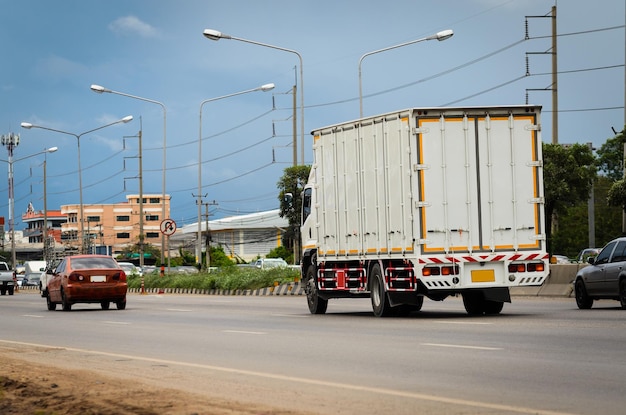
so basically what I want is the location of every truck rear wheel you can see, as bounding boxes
[370,264,392,317]
[462,292,484,315]
[8,285,14,295]
[483,300,504,315]
[305,265,327,314]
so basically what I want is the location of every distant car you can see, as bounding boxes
[575,248,600,264]
[46,255,128,311]
[15,266,26,286]
[254,258,288,269]
[117,261,142,277]
[23,261,47,288]
[574,237,626,309]
[170,266,199,275]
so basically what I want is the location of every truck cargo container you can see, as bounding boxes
[300,106,549,316]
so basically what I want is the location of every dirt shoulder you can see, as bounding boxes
[0,345,310,415]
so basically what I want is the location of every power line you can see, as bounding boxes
[527,25,625,40]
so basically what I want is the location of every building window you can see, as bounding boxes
[145,215,159,221]
[116,215,130,222]
[116,232,130,239]
[149,198,160,204]
[87,216,100,223]
[146,232,159,238]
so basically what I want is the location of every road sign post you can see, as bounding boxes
[160,219,176,275]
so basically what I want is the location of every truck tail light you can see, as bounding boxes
[508,263,526,273]
[441,265,459,275]
[422,267,438,276]
[508,262,545,273]
[422,265,459,276]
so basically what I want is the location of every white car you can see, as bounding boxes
[117,262,142,277]
[254,258,288,269]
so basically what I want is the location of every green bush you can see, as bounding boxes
[127,266,299,291]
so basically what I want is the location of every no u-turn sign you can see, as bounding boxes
[160,219,177,236]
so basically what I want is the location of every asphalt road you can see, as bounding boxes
[1,291,624,415]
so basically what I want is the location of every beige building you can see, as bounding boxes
[61,194,170,255]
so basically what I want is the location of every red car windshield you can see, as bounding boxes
[71,258,119,270]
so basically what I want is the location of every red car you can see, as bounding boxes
[46,255,127,311]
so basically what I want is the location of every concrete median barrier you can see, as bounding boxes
[511,263,588,297]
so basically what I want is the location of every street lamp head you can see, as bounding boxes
[203,29,231,41]
[260,83,275,92]
[121,115,134,123]
[435,29,454,41]
[46,147,58,153]
[20,122,33,129]
[90,84,108,94]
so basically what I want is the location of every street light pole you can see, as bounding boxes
[21,117,133,254]
[0,145,58,270]
[42,148,57,263]
[90,84,168,266]
[358,29,454,118]
[203,29,305,165]
[197,83,275,268]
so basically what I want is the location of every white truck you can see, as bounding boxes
[300,106,549,316]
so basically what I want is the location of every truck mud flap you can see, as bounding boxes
[478,287,511,303]
[388,291,422,307]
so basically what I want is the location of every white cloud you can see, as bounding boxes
[108,16,158,38]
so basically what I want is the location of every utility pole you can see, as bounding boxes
[525,5,558,143]
[201,200,218,270]
[1,133,19,270]
[551,5,558,144]
[192,193,207,269]
[124,120,144,268]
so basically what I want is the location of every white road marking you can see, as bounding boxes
[103,321,131,325]
[0,339,572,415]
[421,342,502,351]
[222,330,266,335]
[166,308,193,312]
[271,313,309,318]
[22,314,44,318]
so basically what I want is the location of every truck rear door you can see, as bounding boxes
[415,108,543,255]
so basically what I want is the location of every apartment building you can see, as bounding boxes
[61,194,170,255]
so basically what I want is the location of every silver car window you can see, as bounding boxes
[595,241,616,265]
[611,241,626,263]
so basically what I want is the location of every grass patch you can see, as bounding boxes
[127,266,300,291]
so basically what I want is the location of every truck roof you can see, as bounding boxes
[310,105,543,135]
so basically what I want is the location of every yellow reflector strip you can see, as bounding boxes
[471,269,495,283]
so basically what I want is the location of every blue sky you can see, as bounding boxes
[1,0,624,229]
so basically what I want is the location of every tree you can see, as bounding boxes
[276,165,311,263]
[117,242,161,265]
[208,245,234,267]
[552,176,621,256]
[277,165,311,227]
[596,127,626,180]
[542,143,596,252]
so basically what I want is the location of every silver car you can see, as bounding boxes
[574,237,626,309]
